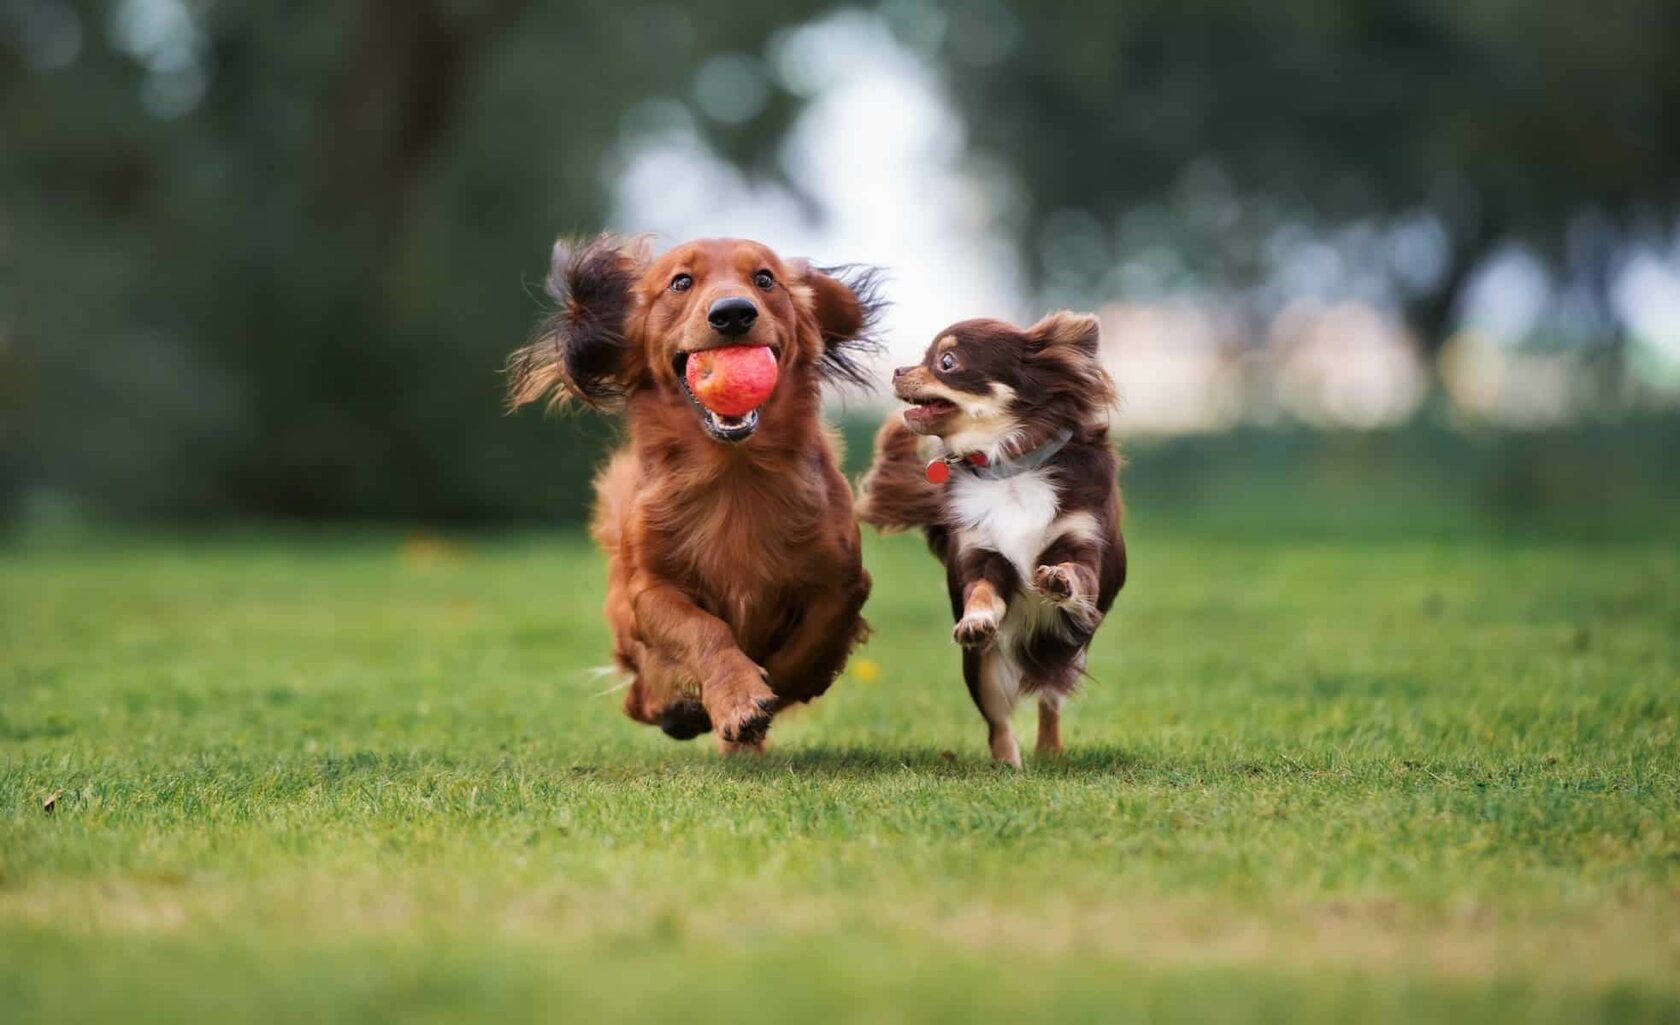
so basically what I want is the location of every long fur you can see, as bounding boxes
[505,234,647,412]
[507,239,887,413]
[508,236,880,751]
[811,263,889,390]
[858,311,1126,764]
[854,417,943,532]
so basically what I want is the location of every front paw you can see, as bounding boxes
[953,611,999,650]
[705,656,778,744]
[657,699,713,741]
[1032,564,1101,630]
[1032,564,1076,602]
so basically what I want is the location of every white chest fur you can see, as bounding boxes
[948,468,1060,583]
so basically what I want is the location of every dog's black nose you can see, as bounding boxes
[707,296,758,337]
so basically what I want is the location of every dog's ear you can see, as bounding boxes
[1025,310,1116,416]
[1026,311,1101,359]
[506,235,648,412]
[789,260,888,390]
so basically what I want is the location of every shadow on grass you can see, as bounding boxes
[711,744,1403,784]
[719,743,1160,778]
[542,742,1169,781]
[293,743,1349,784]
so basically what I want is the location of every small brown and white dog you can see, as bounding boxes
[506,236,882,752]
[857,313,1126,765]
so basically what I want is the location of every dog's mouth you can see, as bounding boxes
[672,350,773,443]
[901,395,960,432]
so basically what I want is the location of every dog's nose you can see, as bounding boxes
[707,296,758,337]
[892,366,911,380]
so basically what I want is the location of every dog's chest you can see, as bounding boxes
[948,468,1060,581]
[658,485,825,629]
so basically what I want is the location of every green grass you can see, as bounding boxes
[2,523,1677,1023]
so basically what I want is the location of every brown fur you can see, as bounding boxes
[858,312,1126,765]
[509,236,883,751]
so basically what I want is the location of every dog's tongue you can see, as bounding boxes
[685,346,778,417]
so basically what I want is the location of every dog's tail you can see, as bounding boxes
[856,416,944,533]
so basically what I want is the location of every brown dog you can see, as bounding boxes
[506,236,881,752]
[858,314,1125,765]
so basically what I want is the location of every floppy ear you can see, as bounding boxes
[505,235,647,412]
[789,260,888,389]
[1026,311,1101,359]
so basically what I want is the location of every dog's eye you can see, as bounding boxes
[753,270,775,291]
[670,273,693,293]
[939,352,958,372]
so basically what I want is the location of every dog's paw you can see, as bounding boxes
[1032,564,1076,602]
[657,699,713,741]
[1032,564,1102,631]
[705,657,779,745]
[716,694,777,745]
[953,611,999,650]
[718,733,770,756]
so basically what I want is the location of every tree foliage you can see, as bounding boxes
[3,0,825,522]
[895,0,1680,363]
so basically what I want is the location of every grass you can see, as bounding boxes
[2,520,1677,1023]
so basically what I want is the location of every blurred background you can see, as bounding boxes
[5,0,1680,537]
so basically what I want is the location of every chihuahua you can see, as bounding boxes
[858,313,1126,765]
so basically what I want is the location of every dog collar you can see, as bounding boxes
[924,428,1074,484]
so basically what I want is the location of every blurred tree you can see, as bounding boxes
[2,0,827,523]
[7,0,1676,524]
[889,0,1680,393]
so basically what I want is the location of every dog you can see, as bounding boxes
[506,236,882,752]
[857,313,1125,765]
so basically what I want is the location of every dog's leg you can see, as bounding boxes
[1035,691,1064,756]
[631,579,777,746]
[621,647,713,740]
[951,548,1016,651]
[977,649,1022,768]
[1030,532,1106,634]
[1029,527,1115,760]
[762,569,871,701]
[954,580,1006,650]
[950,548,1021,766]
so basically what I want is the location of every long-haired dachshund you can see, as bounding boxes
[507,236,883,752]
[857,313,1125,765]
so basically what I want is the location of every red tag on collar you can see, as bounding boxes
[966,451,990,467]
[924,459,951,484]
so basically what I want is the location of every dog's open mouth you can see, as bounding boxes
[902,396,959,431]
[673,351,767,443]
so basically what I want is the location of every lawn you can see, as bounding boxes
[2,523,1677,1023]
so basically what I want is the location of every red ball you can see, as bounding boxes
[685,346,778,417]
